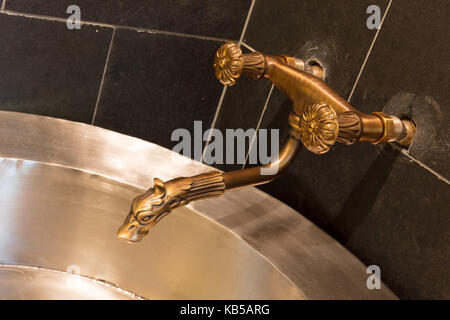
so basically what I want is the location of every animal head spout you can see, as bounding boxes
[117,171,225,243]
[117,178,173,243]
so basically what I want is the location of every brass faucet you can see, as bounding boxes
[117,42,415,243]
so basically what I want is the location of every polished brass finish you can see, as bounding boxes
[118,136,302,242]
[298,102,338,154]
[214,42,243,86]
[336,112,362,145]
[215,43,325,87]
[241,52,266,79]
[213,42,415,146]
[223,135,302,189]
[397,119,416,146]
[371,112,404,144]
[118,171,225,242]
[117,42,417,242]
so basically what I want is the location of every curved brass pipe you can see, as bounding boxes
[117,134,301,243]
[265,55,357,115]
[117,42,416,243]
[264,56,395,143]
[224,133,302,190]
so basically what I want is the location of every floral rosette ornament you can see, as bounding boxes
[299,102,339,154]
[214,42,244,86]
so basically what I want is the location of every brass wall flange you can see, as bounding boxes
[397,119,416,146]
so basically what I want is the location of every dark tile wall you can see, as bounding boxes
[212,72,272,171]
[245,0,390,98]
[1,0,449,299]
[244,0,450,299]
[6,0,252,39]
[349,0,450,178]
[0,0,250,146]
[0,14,112,123]
[93,30,223,150]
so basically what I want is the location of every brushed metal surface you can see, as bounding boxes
[0,158,301,299]
[0,111,397,299]
[0,265,139,300]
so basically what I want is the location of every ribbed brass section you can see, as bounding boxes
[242,52,266,79]
[337,112,361,145]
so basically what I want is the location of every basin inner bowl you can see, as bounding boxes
[0,158,302,300]
[0,265,139,300]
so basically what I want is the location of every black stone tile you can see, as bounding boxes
[236,87,294,173]
[244,0,389,98]
[258,88,292,145]
[203,0,389,172]
[94,30,223,152]
[258,85,450,298]
[6,0,252,40]
[0,14,113,123]
[254,53,450,298]
[210,76,273,172]
[350,0,450,178]
[245,1,450,298]
[259,141,450,299]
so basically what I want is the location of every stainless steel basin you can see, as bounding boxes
[0,111,397,299]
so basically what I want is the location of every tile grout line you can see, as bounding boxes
[347,0,393,102]
[345,1,449,184]
[241,41,257,52]
[396,147,450,185]
[0,9,233,43]
[242,84,275,169]
[91,28,116,125]
[238,0,256,45]
[236,0,259,168]
[201,86,228,161]
[202,0,256,161]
